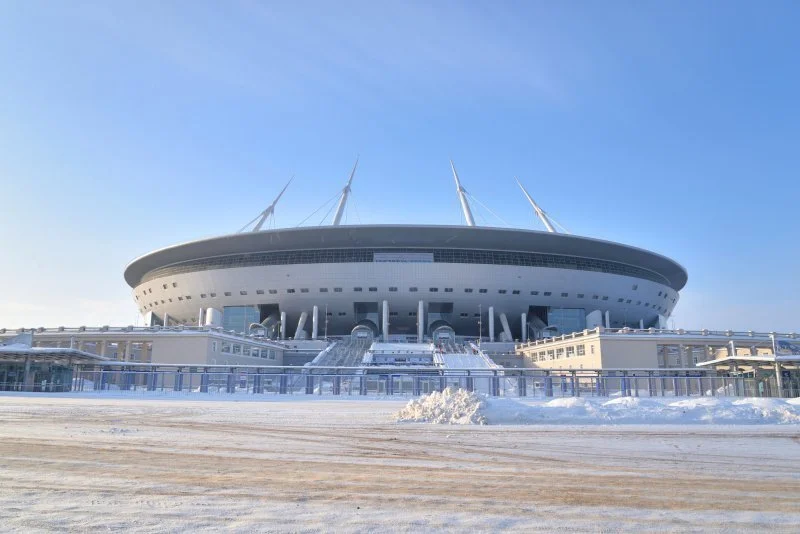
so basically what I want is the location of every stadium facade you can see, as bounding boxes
[124,162,687,344]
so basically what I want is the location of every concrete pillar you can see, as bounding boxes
[417,300,424,342]
[604,310,611,329]
[98,340,107,358]
[489,306,495,342]
[294,312,308,340]
[280,311,287,340]
[775,362,784,398]
[382,300,389,341]
[23,357,33,391]
[124,340,132,362]
[312,305,319,340]
[499,313,512,342]
[197,308,205,327]
[639,318,644,329]
[521,312,527,343]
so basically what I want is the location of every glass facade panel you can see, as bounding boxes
[222,306,260,334]
[547,308,586,335]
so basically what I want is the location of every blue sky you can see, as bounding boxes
[0,1,798,331]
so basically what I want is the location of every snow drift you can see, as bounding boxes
[395,390,800,425]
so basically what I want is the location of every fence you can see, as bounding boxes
[61,364,796,399]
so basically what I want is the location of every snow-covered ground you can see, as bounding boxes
[0,393,799,532]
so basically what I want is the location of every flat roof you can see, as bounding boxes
[0,346,109,365]
[125,225,688,290]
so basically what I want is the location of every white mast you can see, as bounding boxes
[239,176,293,232]
[332,158,358,226]
[515,177,557,233]
[450,160,476,227]
[253,177,293,232]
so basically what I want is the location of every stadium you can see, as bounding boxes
[124,162,687,345]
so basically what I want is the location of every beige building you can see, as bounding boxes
[516,327,795,370]
[0,326,286,367]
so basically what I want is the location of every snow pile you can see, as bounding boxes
[396,393,800,425]
[395,388,487,425]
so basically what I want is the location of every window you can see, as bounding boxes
[626,299,632,304]
[200,293,207,298]
[430,287,438,292]
[566,346,575,358]
[160,300,165,304]
[561,292,568,297]
[232,344,241,355]
[617,298,624,303]
[547,350,555,360]
[211,341,217,353]
[409,287,418,292]
[287,289,295,293]
[645,302,650,307]
[632,284,638,290]
[389,287,398,292]
[473,313,480,317]
[531,291,539,295]
[240,291,247,296]
[162,284,168,290]
[577,344,585,356]
[148,288,152,294]
[636,301,641,306]
[409,312,417,316]
[353,287,362,292]
[479,289,487,294]
[389,311,398,316]
[460,313,469,317]
[210,293,217,297]
[591,345,595,354]
[300,288,309,293]
[556,348,564,358]
[334,287,342,293]
[498,289,507,294]
[172,282,178,288]
[221,342,231,353]
[658,291,662,297]
[592,295,599,300]
[465,288,473,293]
[338,312,347,316]
[242,346,251,357]
[177,296,183,301]
[256,290,264,295]
[602,296,608,301]
[268,289,277,294]
[577,294,584,298]
[543,291,552,296]
[224,292,232,296]
[319,288,328,292]
[445,288,453,293]
[326,312,333,316]
[185,295,192,300]
[368,287,377,292]
[512,290,520,295]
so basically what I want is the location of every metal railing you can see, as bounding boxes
[58,365,797,399]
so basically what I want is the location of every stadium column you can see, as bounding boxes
[280,311,287,340]
[382,300,389,341]
[312,305,319,340]
[639,318,644,329]
[489,306,495,342]
[521,312,527,342]
[197,308,205,327]
[604,310,610,329]
[417,300,424,342]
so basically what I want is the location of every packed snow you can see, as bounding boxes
[396,388,800,425]
[1,394,799,532]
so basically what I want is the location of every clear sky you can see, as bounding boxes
[0,1,798,332]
